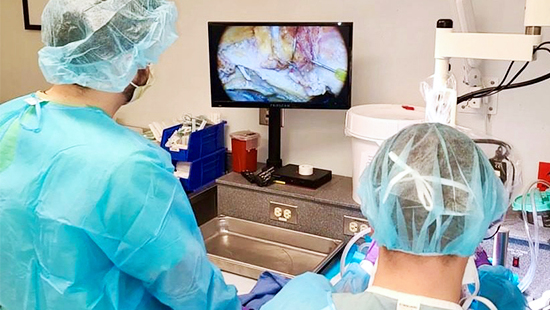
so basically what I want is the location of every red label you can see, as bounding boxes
[537,162,550,191]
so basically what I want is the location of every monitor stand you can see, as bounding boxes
[266,107,283,168]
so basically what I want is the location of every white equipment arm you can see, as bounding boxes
[432,0,550,125]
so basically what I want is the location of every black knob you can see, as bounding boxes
[437,19,453,29]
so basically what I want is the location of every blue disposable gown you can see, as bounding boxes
[0,94,240,310]
[262,273,462,310]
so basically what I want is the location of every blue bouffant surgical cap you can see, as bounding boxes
[38,0,178,93]
[359,123,508,257]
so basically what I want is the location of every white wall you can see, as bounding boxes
[1,0,550,181]
[115,0,452,177]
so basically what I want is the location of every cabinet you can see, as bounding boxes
[216,172,363,241]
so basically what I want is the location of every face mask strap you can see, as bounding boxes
[129,66,155,102]
[130,65,155,88]
[20,96,46,133]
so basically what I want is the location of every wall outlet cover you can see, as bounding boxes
[343,215,370,236]
[269,201,298,224]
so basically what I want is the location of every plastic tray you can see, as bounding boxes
[161,121,226,162]
[179,148,226,192]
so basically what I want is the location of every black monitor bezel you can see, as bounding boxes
[208,21,353,110]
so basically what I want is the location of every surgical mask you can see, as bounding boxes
[129,66,155,102]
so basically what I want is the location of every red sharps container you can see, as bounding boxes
[230,131,260,172]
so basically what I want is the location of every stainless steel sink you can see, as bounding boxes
[201,216,343,279]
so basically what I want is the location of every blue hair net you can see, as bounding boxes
[38,0,178,93]
[359,123,508,257]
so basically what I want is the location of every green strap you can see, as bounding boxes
[0,117,22,173]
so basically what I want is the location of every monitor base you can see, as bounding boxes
[273,164,332,189]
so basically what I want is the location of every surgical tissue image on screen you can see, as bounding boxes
[217,26,349,103]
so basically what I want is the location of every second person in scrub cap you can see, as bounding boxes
[262,123,524,310]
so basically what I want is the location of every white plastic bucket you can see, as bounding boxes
[345,104,425,204]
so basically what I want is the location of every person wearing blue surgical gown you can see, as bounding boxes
[0,1,240,309]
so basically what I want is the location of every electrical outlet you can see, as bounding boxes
[259,108,285,127]
[458,86,482,113]
[469,97,481,109]
[458,78,499,115]
[343,216,370,236]
[259,108,269,126]
[482,77,499,115]
[269,201,298,224]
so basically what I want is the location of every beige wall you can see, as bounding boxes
[0,0,49,102]
[1,0,550,181]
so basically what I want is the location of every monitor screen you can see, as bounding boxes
[208,22,353,109]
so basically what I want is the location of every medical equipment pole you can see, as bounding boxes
[492,227,510,266]
[433,20,454,125]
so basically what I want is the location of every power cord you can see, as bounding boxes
[458,41,550,103]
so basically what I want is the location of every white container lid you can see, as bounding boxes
[230,130,261,151]
[345,104,425,141]
[230,130,261,141]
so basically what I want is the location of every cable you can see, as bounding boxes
[340,228,371,277]
[457,41,550,103]
[474,61,517,99]
[461,61,531,101]
[484,224,501,240]
[517,180,550,292]
[459,44,550,101]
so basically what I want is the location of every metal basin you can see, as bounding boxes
[201,216,343,279]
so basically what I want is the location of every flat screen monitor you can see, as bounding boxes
[208,22,353,109]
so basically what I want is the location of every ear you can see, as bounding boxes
[131,67,150,87]
[121,67,151,103]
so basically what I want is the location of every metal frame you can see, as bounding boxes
[22,0,41,30]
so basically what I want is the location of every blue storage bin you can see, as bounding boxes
[178,148,226,192]
[161,121,226,162]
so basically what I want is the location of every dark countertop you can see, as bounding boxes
[217,172,360,210]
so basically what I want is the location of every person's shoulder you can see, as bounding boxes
[104,126,172,166]
[80,112,170,160]
[0,94,34,113]
[56,116,173,173]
